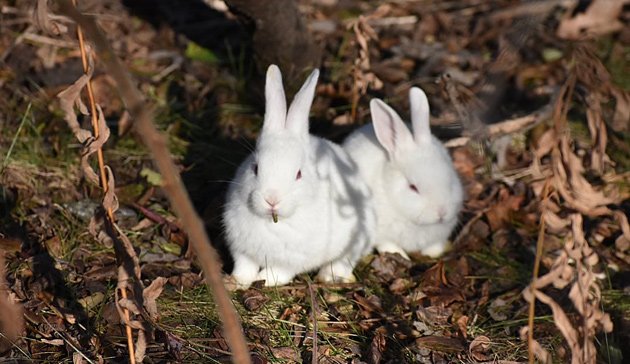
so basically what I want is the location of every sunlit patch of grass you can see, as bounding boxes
[159,285,221,338]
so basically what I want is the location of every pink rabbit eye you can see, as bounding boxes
[409,184,419,193]
[296,169,302,180]
[252,163,258,176]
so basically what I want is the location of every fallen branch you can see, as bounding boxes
[55,1,251,362]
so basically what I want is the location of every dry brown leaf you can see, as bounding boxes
[58,74,92,144]
[557,0,629,39]
[135,329,147,363]
[611,88,630,132]
[542,209,570,232]
[585,93,609,173]
[102,166,118,214]
[271,347,300,362]
[143,277,167,321]
[519,326,552,364]
[242,288,270,312]
[368,330,386,364]
[80,105,111,186]
[469,335,491,361]
[33,0,69,36]
[534,289,581,360]
[533,128,556,159]
[415,335,465,354]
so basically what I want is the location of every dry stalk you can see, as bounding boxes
[307,282,319,364]
[528,179,551,364]
[71,1,135,362]
[55,1,251,362]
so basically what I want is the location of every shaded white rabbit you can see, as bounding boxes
[343,87,463,259]
[223,65,375,288]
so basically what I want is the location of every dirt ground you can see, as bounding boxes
[0,0,629,363]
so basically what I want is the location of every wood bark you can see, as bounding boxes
[224,0,321,93]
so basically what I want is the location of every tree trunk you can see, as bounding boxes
[224,0,321,93]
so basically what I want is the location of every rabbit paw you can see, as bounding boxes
[376,242,410,260]
[421,241,450,258]
[317,262,357,284]
[256,267,295,287]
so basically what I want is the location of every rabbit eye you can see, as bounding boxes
[409,184,419,193]
[252,163,258,176]
[296,169,302,180]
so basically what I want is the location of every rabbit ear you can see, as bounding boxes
[263,65,287,133]
[286,68,319,137]
[409,87,431,144]
[370,98,414,156]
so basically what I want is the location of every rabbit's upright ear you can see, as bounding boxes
[263,65,287,133]
[370,98,414,157]
[286,68,319,138]
[409,87,431,144]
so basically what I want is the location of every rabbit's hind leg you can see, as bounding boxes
[228,253,260,289]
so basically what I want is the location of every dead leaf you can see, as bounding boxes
[557,0,629,39]
[354,292,383,318]
[271,347,300,362]
[519,326,552,364]
[456,315,468,338]
[143,277,167,321]
[135,329,147,363]
[611,88,630,132]
[415,306,453,326]
[487,297,510,321]
[33,0,69,36]
[80,106,111,186]
[370,253,412,281]
[242,288,269,312]
[485,188,524,231]
[469,335,491,361]
[368,330,386,364]
[415,335,465,354]
[57,73,92,144]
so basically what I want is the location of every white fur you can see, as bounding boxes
[343,87,464,258]
[223,65,376,288]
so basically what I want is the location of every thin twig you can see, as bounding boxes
[55,2,252,362]
[528,179,552,364]
[307,282,319,364]
[41,315,95,364]
[72,0,135,362]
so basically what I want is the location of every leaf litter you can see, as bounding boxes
[1,0,629,362]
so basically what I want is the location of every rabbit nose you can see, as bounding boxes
[264,194,279,208]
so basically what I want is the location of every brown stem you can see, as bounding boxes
[55,1,251,362]
[528,179,551,364]
[72,0,134,362]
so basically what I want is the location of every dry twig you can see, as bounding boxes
[55,1,251,362]
[527,179,552,364]
[70,1,137,361]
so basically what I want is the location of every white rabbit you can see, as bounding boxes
[223,65,375,288]
[343,87,464,259]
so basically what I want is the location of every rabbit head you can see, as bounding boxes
[370,87,463,226]
[246,65,320,222]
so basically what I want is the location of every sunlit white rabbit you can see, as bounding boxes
[223,65,375,288]
[343,87,463,259]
